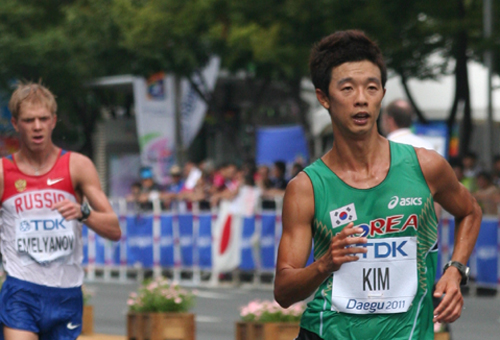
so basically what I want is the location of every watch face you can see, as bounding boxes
[81,203,91,219]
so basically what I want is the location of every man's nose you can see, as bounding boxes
[355,88,368,106]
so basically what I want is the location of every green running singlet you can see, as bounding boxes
[300,142,439,340]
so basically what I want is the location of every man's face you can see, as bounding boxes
[316,60,385,138]
[11,104,56,151]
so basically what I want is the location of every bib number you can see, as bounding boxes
[331,236,418,314]
[15,214,77,265]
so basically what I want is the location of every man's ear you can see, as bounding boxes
[11,117,19,133]
[315,88,330,110]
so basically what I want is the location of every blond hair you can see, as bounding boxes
[8,82,57,119]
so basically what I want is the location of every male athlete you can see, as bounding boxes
[0,82,121,340]
[274,30,482,339]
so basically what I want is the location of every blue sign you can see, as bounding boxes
[256,125,309,166]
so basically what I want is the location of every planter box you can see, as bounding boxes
[82,305,94,335]
[434,332,450,340]
[235,322,300,340]
[127,312,195,340]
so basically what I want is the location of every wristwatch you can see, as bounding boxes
[443,260,470,285]
[78,202,91,222]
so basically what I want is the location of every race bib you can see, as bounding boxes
[15,213,77,265]
[331,236,417,314]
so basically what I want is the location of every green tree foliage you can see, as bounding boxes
[0,0,496,156]
[0,0,130,155]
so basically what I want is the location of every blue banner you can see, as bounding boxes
[413,121,448,158]
[256,125,309,166]
[240,217,256,270]
[126,215,153,268]
[260,214,276,270]
[179,214,194,267]
[82,225,88,265]
[160,215,174,267]
[475,218,498,287]
[198,214,212,269]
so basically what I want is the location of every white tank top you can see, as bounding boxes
[0,150,84,287]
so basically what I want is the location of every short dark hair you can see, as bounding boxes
[274,161,286,175]
[309,30,387,95]
[448,157,463,170]
[385,100,413,128]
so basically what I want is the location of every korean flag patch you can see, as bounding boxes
[330,203,357,228]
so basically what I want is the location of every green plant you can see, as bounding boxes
[239,300,305,323]
[82,284,94,305]
[127,277,195,313]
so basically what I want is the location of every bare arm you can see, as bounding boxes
[274,172,367,308]
[417,149,482,323]
[53,153,121,241]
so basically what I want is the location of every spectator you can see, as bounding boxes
[210,162,241,207]
[183,161,202,192]
[260,161,288,210]
[255,165,272,191]
[381,99,435,150]
[290,162,304,179]
[449,157,476,192]
[137,166,161,210]
[473,171,500,215]
[126,181,142,209]
[492,155,500,187]
[462,151,482,179]
[161,165,184,209]
[270,161,288,190]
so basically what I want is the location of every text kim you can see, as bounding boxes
[363,267,389,291]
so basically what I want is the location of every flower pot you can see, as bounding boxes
[82,305,94,335]
[235,321,300,340]
[434,332,450,340]
[127,312,195,340]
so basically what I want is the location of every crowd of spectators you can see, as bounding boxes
[127,150,500,216]
[126,159,305,212]
[449,152,500,216]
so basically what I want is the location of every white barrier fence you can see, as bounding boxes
[83,197,286,286]
[84,198,500,291]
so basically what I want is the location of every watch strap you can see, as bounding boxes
[443,260,469,285]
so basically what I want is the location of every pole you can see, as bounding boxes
[174,75,185,166]
[484,0,494,170]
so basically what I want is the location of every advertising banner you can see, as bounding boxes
[475,218,498,287]
[198,213,213,269]
[126,215,154,268]
[179,214,194,267]
[260,213,277,270]
[133,74,176,185]
[133,57,220,185]
[160,215,174,267]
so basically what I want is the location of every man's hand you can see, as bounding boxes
[319,222,368,274]
[52,199,83,221]
[433,268,464,323]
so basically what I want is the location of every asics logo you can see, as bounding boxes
[47,178,64,186]
[388,196,422,209]
[66,322,80,330]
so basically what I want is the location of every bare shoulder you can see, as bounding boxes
[282,171,314,221]
[415,148,448,175]
[415,147,455,194]
[285,171,313,198]
[69,152,99,184]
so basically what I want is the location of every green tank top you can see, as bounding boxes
[301,142,438,340]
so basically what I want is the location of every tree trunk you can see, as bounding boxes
[447,0,472,157]
[400,72,428,123]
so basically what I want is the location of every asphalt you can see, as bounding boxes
[84,281,500,340]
